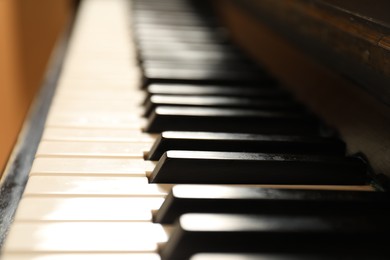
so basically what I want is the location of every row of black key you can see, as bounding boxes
[131,0,388,259]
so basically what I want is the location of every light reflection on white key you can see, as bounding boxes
[42,127,156,142]
[53,88,145,101]
[30,158,156,177]
[36,141,151,158]
[3,222,170,253]
[14,197,164,221]
[46,112,146,129]
[51,99,144,110]
[24,176,171,197]
[1,253,161,260]
[57,77,140,90]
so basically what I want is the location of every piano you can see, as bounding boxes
[1,0,390,259]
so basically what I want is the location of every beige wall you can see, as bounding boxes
[0,0,74,175]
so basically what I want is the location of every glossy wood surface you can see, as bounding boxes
[216,0,390,180]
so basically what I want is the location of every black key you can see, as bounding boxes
[143,95,302,117]
[134,27,226,43]
[143,84,287,106]
[134,15,216,27]
[192,254,265,260]
[146,84,287,99]
[133,0,213,14]
[155,185,389,223]
[135,24,220,33]
[160,213,390,260]
[137,40,238,53]
[138,49,245,63]
[190,252,388,260]
[142,67,270,85]
[140,60,260,73]
[144,106,319,134]
[148,151,367,184]
[147,131,345,160]
[133,1,195,12]
[133,11,214,23]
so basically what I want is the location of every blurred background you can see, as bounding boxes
[0,0,76,173]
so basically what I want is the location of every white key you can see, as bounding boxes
[46,111,146,129]
[62,61,138,76]
[3,222,170,253]
[1,253,161,260]
[42,127,156,142]
[36,141,151,158]
[50,100,143,112]
[57,77,140,90]
[60,71,139,83]
[48,105,142,116]
[53,88,145,101]
[0,0,172,256]
[24,176,171,197]
[64,58,135,68]
[30,158,156,177]
[14,197,164,221]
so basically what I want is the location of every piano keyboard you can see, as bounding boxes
[1,0,389,259]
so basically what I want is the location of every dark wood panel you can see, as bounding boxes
[215,0,390,179]
[224,0,390,106]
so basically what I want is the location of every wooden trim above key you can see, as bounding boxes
[217,0,390,106]
[215,0,390,180]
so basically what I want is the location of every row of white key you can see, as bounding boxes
[2,0,168,259]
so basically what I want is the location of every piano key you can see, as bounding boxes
[42,127,156,142]
[66,48,136,60]
[57,77,141,90]
[146,84,287,98]
[147,131,346,160]
[30,157,156,177]
[134,24,221,34]
[141,60,261,76]
[63,58,137,70]
[60,68,141,81]
[191,253,275,260]
[143,95,302,117]
[14,197,164,221]
[133,2,194,12]
[61,63,139,78]
[48,107,143,119]
[1,253,161,260]
[135,29,226,44]
[36,141,151,158]
[46,111,146,129]
[144,106,319,134]
[148,151,368,185]
[160,213,389,259]
[53,87,145,101]
[2,222,171,253]
[133,13,217,27]
[138,49,247,63]
[24,176,171,197]
[155,185,388,224]
[51,99,144,112]
[142,66,272,85]
[189,252,387,260]
[133,10,214,21]
[137,40,238,52]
